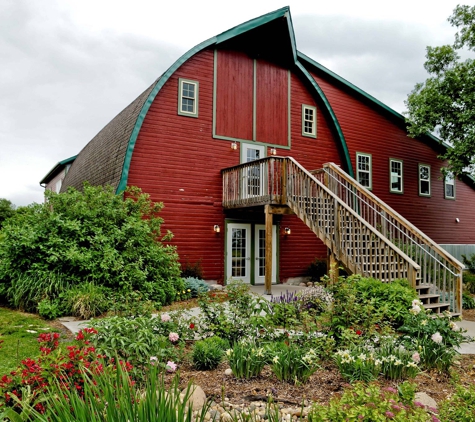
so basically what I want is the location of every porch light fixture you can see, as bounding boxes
[214,224,220,233]
[270,148,277,155]
[284,227,291,235]
[231,142,238,150]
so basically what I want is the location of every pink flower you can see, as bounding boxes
[169,332,179,343]
[412,352,420,363]
[166,361,177,372]
[161,314,171,322]
[385,411,394,419]
[150,356,158,365]
[431,332,443,344]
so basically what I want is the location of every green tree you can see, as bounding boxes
[0,184,183,311]
[0,198,15,228]
[405,4,475,177]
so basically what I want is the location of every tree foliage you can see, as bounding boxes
[0,198,15,229]
[405,4,475,177]
[0,184,183,311]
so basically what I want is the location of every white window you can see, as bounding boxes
[178,78,198,117]
[356,153,372,189]
[55,179,62,193]
[389,159,403,193]
[419,164,431,196]
[302,105,317,138]
[445,172,455,199]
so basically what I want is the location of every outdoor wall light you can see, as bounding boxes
[455,218,460,223]
[214,224,220,233]
[231,142,238,150]
[270,148,277,155]
[284,227,291,235]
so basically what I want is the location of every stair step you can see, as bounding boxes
[423,302,451,314]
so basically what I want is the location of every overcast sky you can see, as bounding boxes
[0,0,465,206]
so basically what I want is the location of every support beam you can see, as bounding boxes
[264,204,273,295]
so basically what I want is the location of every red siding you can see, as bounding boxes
[215,50,253,140]
[310,70,475,245]
[256,60,288,146]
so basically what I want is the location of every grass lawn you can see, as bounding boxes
[0,307,62,375]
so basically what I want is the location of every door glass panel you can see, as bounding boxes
[231,228,247,277]
[258,229,265,277]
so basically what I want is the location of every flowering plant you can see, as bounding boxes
[226,339,267,379]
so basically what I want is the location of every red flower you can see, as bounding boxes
[356,330,362,335]
[189,323,195,329]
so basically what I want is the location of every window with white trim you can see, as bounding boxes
[178,78,198,117]
[356,153,372,189]
[389,159,403,193]
[419,164,431,196]
[445,172,455,199]
[302,105,317,138]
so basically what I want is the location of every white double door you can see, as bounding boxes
[226,223,277,284]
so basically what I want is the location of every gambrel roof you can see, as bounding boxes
[58,6,470,193]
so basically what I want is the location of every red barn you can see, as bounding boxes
[42,7,475,313]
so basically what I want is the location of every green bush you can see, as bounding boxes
[181,259,204,279]
[463,271,475,294]
[439,384,475,422]
[462,253,475,274]
[184,277,209,298]
[37,297,62,320]
[463,292,475,309]
[306,257,327,282]
[0,184,182,312]
[192,336,229,370]
[308,382,429,422]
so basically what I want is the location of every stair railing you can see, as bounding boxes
[318,162,463,313]
[222,157,421,287]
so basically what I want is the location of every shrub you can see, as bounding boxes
[462,253,475,274]
[399,300,468,371]
[60,282,110,319]
[181,259,204,279]
[463,292,475,309]
[0,184,182,312]
[306,257,327,282]
[192,336,229,370]
[107,290,156,317]
[37,297,62,320]
[308,382,429,422]
[184,277,209,298]
[439,384,475,422]
[463,271,475,294]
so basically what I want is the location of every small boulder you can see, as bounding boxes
[182,384,207,411]
[414,392,437,410]
[224,368,233,376]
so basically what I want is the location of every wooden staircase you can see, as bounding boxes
[222,157,463,314]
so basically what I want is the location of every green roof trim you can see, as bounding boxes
[295,62,354,177]
[116,37,217,193]
[116,6,295,193]
[40,155,77,185]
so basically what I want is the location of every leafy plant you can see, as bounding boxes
[334,347,380,383]
[0,184,182,313]
[463,271,475,294]
[181,259,204,279]
[308,382,428,421]
[107,290,155,317]
[226,339,267,379]
[462,253,475,274]
[463,292,475,309]
[60,282,110,319]
[269,342,320,384]
[439,384,475,422]
[306,258,327,282]
[192,336,229,370]
[37,297,62,320]
[184,277,209,298]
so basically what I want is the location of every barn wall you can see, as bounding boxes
[310,70,475,245]
[127,48,343,282]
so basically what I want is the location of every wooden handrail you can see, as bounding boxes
[321,162,463,313]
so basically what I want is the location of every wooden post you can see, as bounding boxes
[264,204,273,295]
[281,159,287,205]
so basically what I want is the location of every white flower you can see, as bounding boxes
[410,305,421,315]
[150,356,158,365]
[412,299,422,307]
[226,349,232,356]
[421,319,428,326]
[431,332,443,344]
[272,356,279,364]
[26,330,37,333]
[412,352,421,363]
[161,314,171,322]
[407,362,418,368]
[450,321,459,331]
[394,359,403,366]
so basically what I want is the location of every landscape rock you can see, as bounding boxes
[414,392,437,410]
[208,284,223,291]
[182,384,207,411]
[224,368,233,376]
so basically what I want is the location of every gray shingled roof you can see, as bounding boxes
[61,79,158,192]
